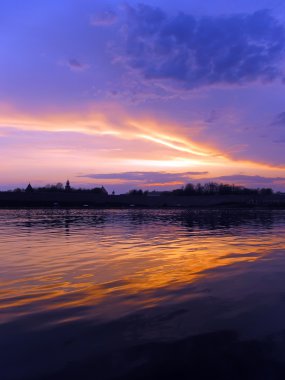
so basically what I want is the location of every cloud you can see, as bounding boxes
[90,10,117,26]
[1,104,285,176]
[118,5,285,90]
[191,174,285,190]
[66,59,89,71]
[205,110,219,124]
[271,111,285,126]
[80,171,208,185]
[79,173,285,191]
[207,174,284,184]
[0,105,219,159]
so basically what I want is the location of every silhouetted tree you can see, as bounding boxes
[129,189,144,196]
[184,183,195,195]
[195,183,203,194]
[260,188,273,196]
[168,182,274,197]
[172,188,184,196]
[55,182,64,190]
[91,186,108,195]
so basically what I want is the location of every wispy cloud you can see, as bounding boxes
[79,172,285,191]
[66,58,89,72]
[271,111,285,126]
[0,104,284,175]
[90,10,117,26]
[80,171,208,184]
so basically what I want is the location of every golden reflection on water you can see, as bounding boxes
[1,209,285,325]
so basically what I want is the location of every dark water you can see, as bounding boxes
[2,209,285,379]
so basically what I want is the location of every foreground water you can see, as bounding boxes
[2,209,285,379]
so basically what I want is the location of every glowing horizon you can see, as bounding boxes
[1,1,285,192]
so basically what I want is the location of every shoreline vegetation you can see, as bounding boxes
[0,181,285,208]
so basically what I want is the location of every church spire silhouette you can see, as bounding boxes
[65,180,71,192]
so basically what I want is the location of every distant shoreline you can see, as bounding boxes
[1,192,285,209]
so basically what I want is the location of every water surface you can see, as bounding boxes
[1,209,285,379]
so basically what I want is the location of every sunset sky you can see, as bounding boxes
[1,0,285,192]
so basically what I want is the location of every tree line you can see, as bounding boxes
[129,182,274,196]
[4,181,274,196]
[10,183,108,195]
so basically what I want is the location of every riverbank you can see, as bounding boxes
[0,192,285,208]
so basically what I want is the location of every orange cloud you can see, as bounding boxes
[1,103,285,183]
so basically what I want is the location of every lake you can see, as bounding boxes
[1,208,285,379]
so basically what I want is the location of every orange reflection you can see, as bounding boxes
[1,211,284,325]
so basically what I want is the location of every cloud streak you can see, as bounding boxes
[271,111,285,126]
[90,10,117,26]
[1,104,285,175]
[66,59,89,72]
[81,171,208,184]
[0,105,217,159]
[80,172,285,191]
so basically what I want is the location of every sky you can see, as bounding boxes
[1,0,285,192]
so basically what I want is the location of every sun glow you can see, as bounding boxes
[1,104,285,188]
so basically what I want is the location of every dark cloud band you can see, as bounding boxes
[80,171,208,184]
[80,172,285,191]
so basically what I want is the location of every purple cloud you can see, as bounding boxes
[118,5,285,90]
[90,10,117,26]
[205,110,219,124]
[66,59,89,72]
[80,171,208,184]
[191,175,285,191]
[80,173,285,191]
[271,111,285,126]
[205,175,284,184]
